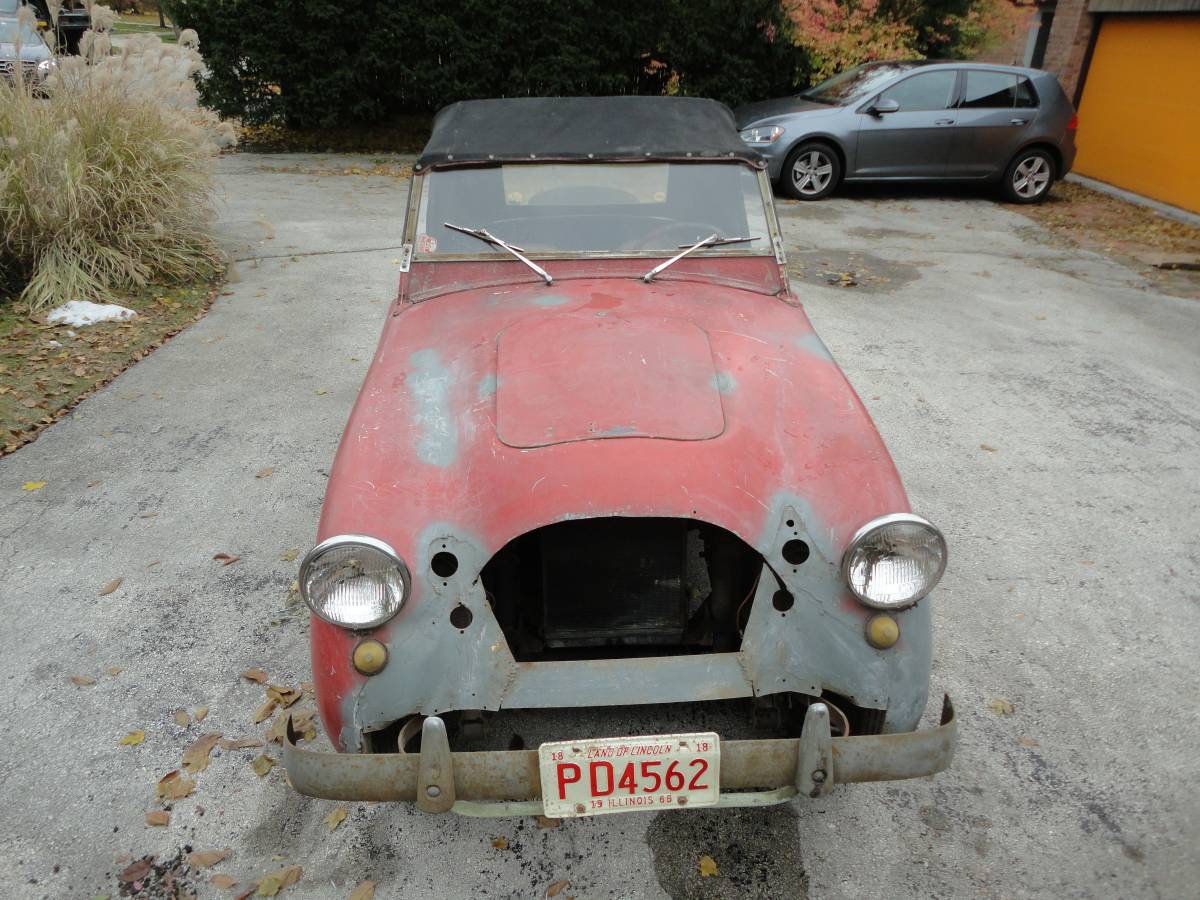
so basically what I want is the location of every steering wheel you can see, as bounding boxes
[623,220,722,252]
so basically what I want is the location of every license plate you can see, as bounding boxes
[538,732,720,818]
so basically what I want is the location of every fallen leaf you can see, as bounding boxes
[251,754,276,777]
[256,467,274,479]
[157,769,196,800]
[255,864,302,896]
[22,481,46,491]
[120,730,145,746]
[1018,735,1040,748]
[106,666,124,676]
[213,553,241,566]
[175,709,192,727]
[254,698,278,724]
[698,854,719,877]
[266,685,302,708]
[535,815,562,829]
[194,705,209,722]
[119,858,153,883]
[324,808,348,831]
[314,389,328,396]
[989,698,1015,716]
[211,874,238,889]
[979,443,999,452]
[70,675,97,686]
[145,810,170,827]
[140,510,159,518]
[347,881,375,900]
[183,732,223,773]
[99,577,123,596]
[189,849,231,868]
[280,548,299,562]
[491,836,508,850]
[268,707,314,743]
[219,737,265,750]
[546,879,570,897]
[241,667,269,683]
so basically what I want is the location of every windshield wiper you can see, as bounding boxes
[443,222,553,285]
[642,234,755,283]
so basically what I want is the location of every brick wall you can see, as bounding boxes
[1040,0,1098,98]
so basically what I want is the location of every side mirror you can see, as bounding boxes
[868,99,900,116]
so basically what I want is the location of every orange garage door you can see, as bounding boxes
[1075,15,1200,213]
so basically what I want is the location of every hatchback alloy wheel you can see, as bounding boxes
[1012,157,1050,199]
[783,142,841,201]
[1002,149,1056,204]
[792,150,833,195]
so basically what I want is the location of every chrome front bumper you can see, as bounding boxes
[283,695,956,817]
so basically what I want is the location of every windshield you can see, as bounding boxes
[414,162,770,257]
[802,62,920,105]
[0,19,42,44]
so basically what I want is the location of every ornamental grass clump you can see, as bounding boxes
[0,5,234,310]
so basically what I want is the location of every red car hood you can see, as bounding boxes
[317,268,909,564]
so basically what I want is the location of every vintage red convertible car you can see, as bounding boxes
[284,96,955,817]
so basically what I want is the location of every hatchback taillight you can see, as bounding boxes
[1067,114,1078,132]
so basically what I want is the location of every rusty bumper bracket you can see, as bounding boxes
[283,695,956,817]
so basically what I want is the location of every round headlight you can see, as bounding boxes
[841,514,947,609]
[299,535,410,628]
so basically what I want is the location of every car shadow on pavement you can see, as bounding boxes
[647,805,810,900]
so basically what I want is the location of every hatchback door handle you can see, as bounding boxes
[1010,118,1028,125]
[934,118,954,126]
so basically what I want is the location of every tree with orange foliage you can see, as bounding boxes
[783,0,1034,80]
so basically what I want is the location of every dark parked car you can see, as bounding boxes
[735,60,1077,203]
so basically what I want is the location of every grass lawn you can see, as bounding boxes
[0,277,222,456]
[113,12,175,40]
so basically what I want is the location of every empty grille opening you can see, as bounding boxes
[364,692,887,753]
[482,517,764,662]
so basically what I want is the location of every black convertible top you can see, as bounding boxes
[415,96,765,172]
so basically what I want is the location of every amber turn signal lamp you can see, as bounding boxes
[865,614,900,650]
[352,639,388,675]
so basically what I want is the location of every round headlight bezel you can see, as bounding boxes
[299,534,410,629]
[840,513,947,610]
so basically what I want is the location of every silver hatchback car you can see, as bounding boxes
[735,60,1077,204]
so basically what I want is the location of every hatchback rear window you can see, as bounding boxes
[962,71,1040,109]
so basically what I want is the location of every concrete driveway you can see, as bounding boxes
[1,155,1197,900]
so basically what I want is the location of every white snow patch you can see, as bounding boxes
[47,301,137,327]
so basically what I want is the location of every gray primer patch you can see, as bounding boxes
[648,806,809,899]
[712,371,737,394]
[596,424,637,437]
[530,293,571,307]
[795,333,834,362]
[408,348,458,467]
[476,373,498,400]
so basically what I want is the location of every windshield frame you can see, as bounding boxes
[402,161,784,266]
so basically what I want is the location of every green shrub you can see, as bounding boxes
[163,0,809,128]
[0,11,229,310]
